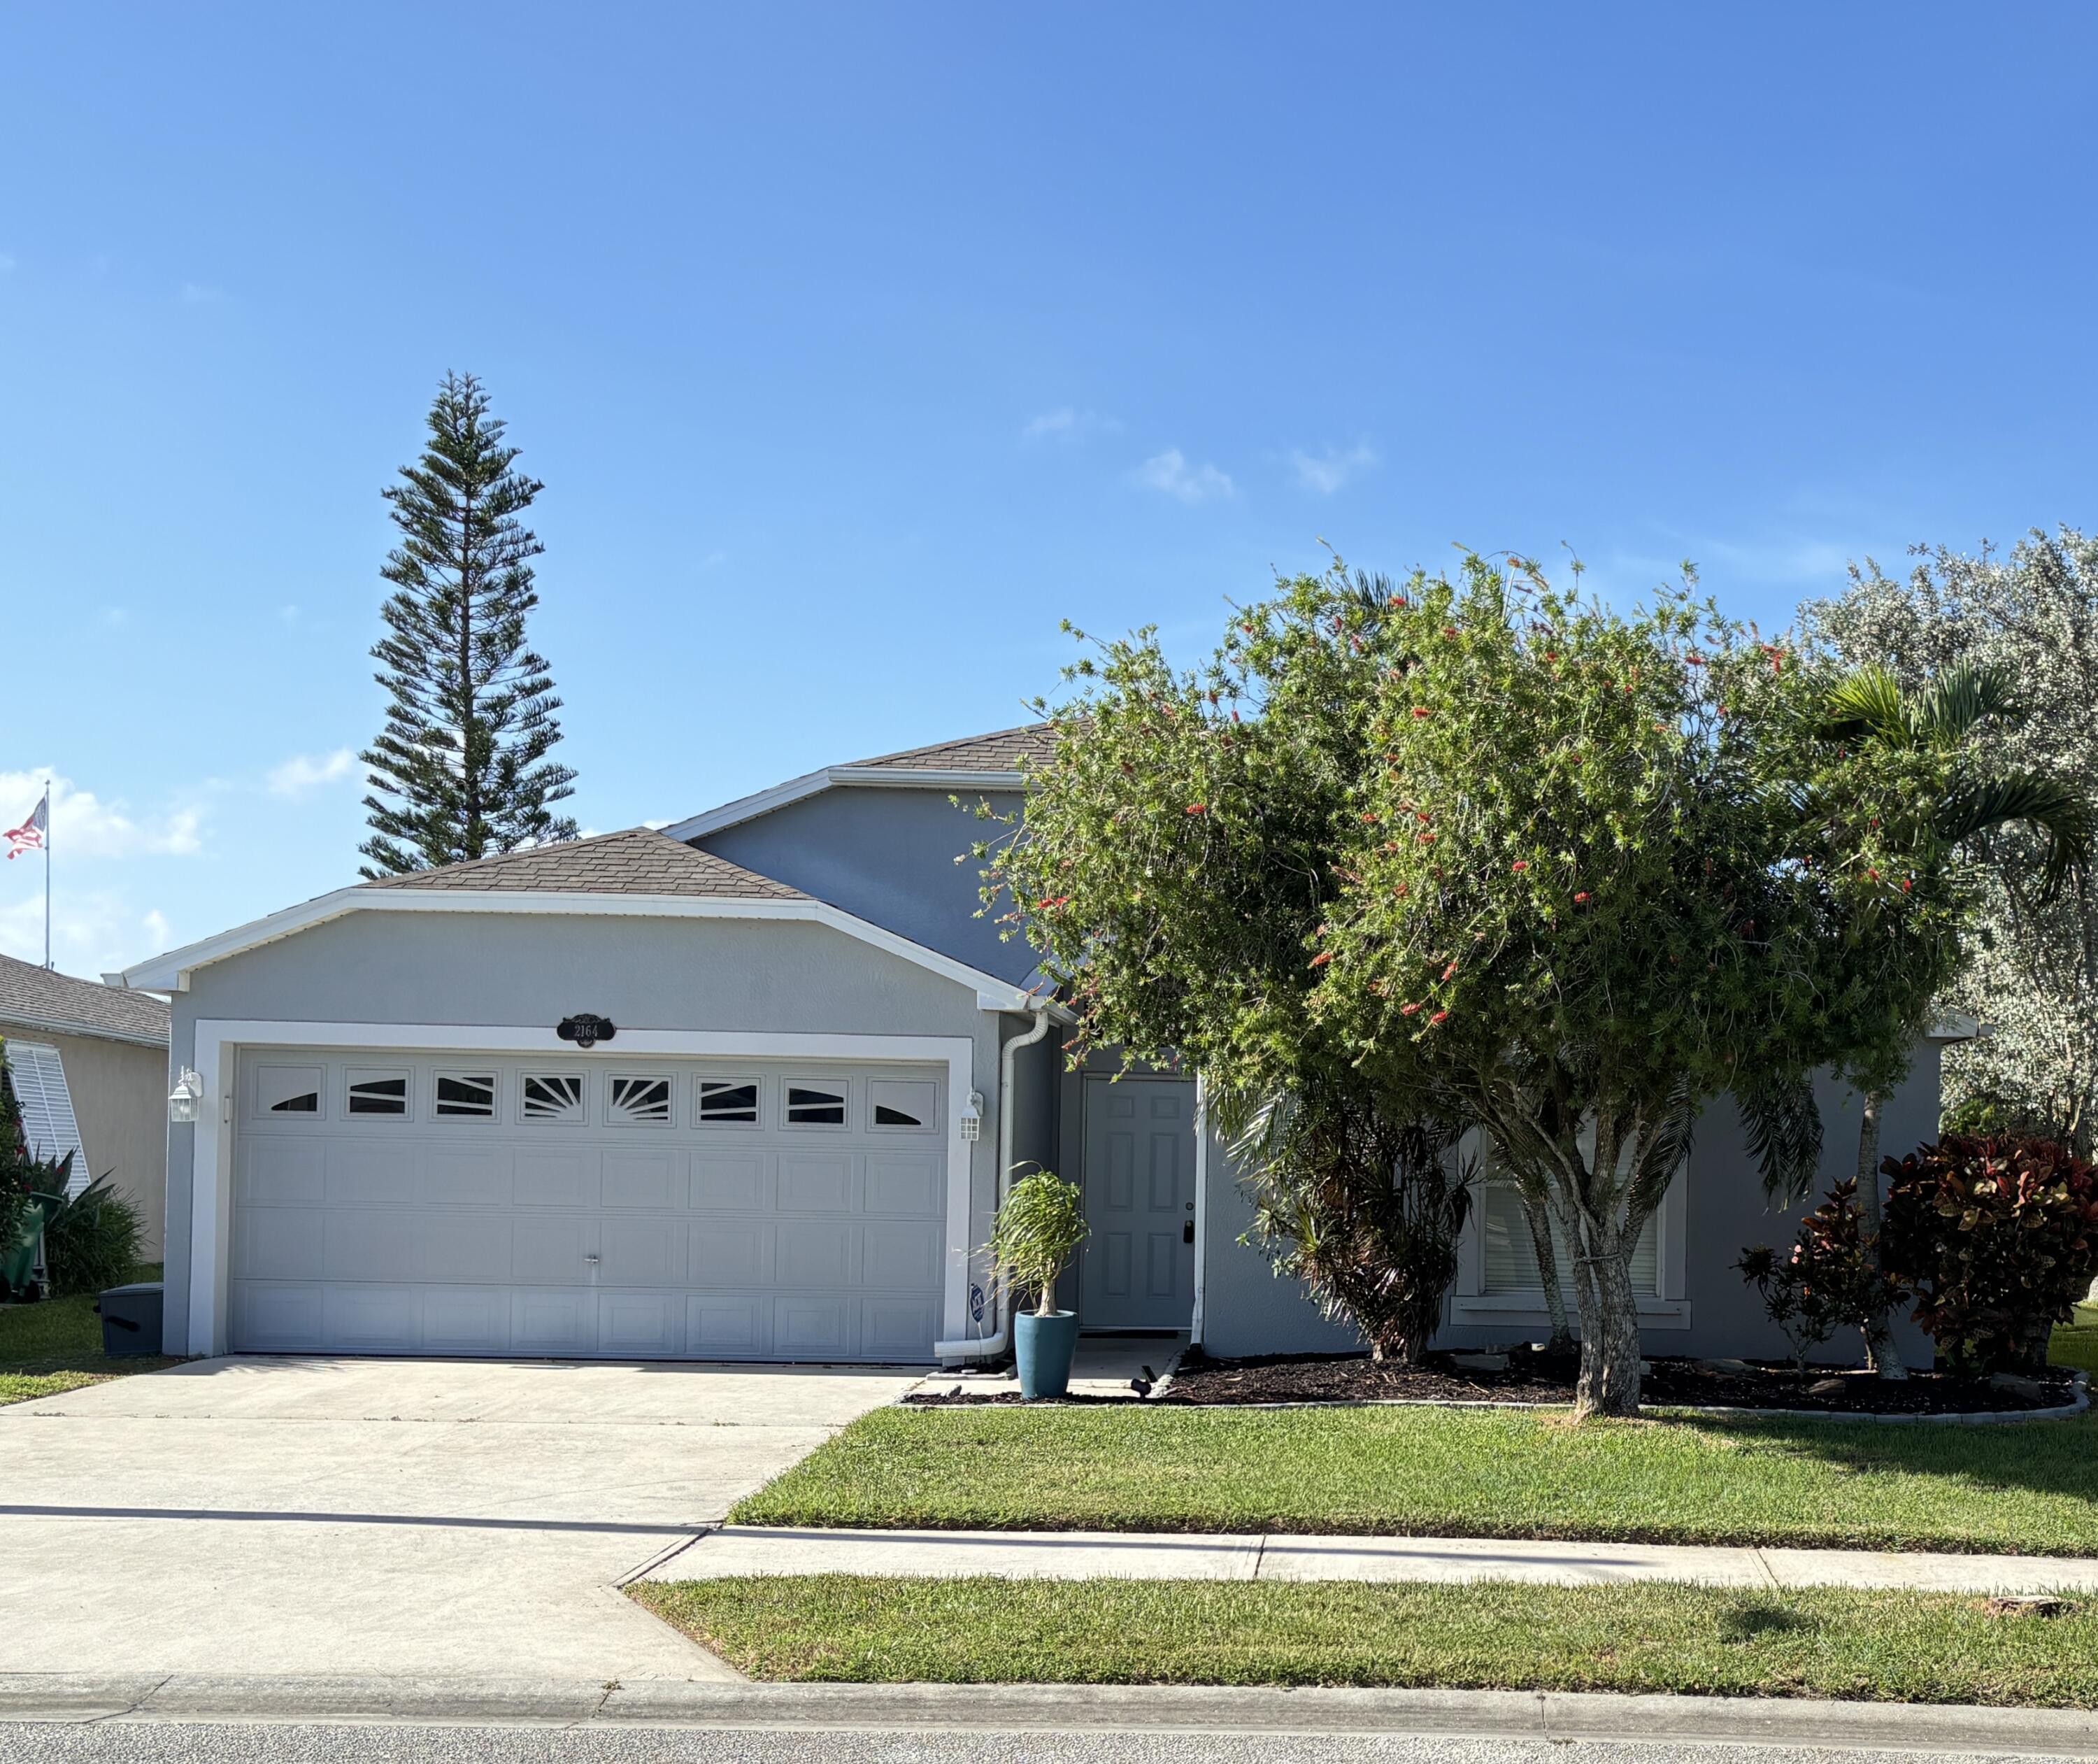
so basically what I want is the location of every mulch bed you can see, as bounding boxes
[1153,1348,2081,1416]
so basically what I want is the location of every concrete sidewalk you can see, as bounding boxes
[643,1524,2098,1594]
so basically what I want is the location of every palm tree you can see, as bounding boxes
[1815,661,2090,1376]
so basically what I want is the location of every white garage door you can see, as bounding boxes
[228,1051,948,1362]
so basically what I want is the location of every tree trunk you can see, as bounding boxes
[1549,1188,1643,1418]
[1853,1088,1907,1379]
[1521,1194,1576,1355]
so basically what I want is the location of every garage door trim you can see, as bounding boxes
[185,1020,978,1358]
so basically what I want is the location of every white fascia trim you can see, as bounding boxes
[179,1020,980,1360]
[662,768,1024,843]
[119,888,1043,1013]
[1929,1013,1983,1043]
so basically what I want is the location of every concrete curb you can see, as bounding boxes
[3,1673,2098,1754]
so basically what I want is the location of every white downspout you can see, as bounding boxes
[934,1005,1052,1363]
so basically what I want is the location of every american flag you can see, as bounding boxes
[5,791,48,859]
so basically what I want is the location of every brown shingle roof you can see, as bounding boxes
[0,953,170,1047]
[360,827,806,899]
[849,723,1057,773]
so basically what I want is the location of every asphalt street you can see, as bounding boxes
[0,1729,2080,1764]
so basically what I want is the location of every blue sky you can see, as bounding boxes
[4,3,2097,977]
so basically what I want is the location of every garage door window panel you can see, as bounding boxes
[869,1079,937,1131]
[608,1074,673,1127]
[345,1070,411,1118]
[435,1072,498,1121]
[257,1065,324,1118]
[522,1073,587,1124]
[785,1081,848,1128]
[697,1079,762,1126]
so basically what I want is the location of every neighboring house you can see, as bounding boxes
[122,725,1953,1366]
[0,953,170,1257]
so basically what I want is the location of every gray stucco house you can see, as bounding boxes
[122,725,1955,1367]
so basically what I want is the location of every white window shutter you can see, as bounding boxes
[3,1041,90,1197]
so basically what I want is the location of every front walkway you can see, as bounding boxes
[645,1523,2098,1594]
[911,1332,1185,1400]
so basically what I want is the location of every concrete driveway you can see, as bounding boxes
[0,1356,915,1679]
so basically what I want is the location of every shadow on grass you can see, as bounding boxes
[1661,1408,2098,1516]
[1716,1597,1818,1644]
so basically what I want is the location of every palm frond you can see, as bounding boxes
[1736,1072,1824,1203]
[1218,1088,1292,1181]
[1940,770,2095,896]
[1820,664,1910,745]
[1346,569,1398,623]
[1913,662,2021,744]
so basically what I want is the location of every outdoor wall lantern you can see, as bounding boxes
[960,1090,983,1143]
[168,1067,206,1125]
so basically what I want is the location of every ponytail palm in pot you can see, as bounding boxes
[987,1169,1089,1398]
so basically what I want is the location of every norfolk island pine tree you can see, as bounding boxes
[359,371,578,876]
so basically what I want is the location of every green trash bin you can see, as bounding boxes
[1,1190,64,1300]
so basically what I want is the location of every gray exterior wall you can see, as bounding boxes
[695,788,1031,983]
[1198,1044,1948,1366]
[162,907,1015,1356]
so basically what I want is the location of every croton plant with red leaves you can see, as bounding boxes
[1883,1134,2098,1374]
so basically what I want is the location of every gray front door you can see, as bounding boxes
[1078,1076,1196,1330]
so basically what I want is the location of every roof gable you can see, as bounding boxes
[117,827,1050,1014]
[663,723,1052,843]
[848,724,1057,773]
[361,827,805,900]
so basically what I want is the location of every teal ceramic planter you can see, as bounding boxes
[1013,1309,1080,1400]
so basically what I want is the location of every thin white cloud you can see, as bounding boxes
[1291,442,1379,495]
[266,748,356,800]
[1132,448,1234,504]
[0,254,16,274]
[0,769,201,859]
[1024,406,1122,441]
[0,890,176,977]
[99,607,131,627]
[180,281,223,304]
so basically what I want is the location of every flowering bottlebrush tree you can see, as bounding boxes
[987,554,1875,1417]
[972,562,1481,1365]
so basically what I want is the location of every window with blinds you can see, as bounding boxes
[1,1040,90,1197]
[1478,1181,1660,1297]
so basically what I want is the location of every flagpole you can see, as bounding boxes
[43,778,51,970]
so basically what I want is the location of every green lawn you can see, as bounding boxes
[636,1574,2098,1704]
[732,1403,2098,1555]
[0,1264,176,1405]
[2050,1305,2098,1375]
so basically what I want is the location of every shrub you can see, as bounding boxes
[0,1041,34,1266]
[41,1174,145,1297]
[1238,1095,1473,1367]
[1882,1135,2098,1374]
[1737,1179,1906,1370]
[985,1169,1088,1318]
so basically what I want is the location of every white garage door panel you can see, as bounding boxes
[228,1053,947,1363]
